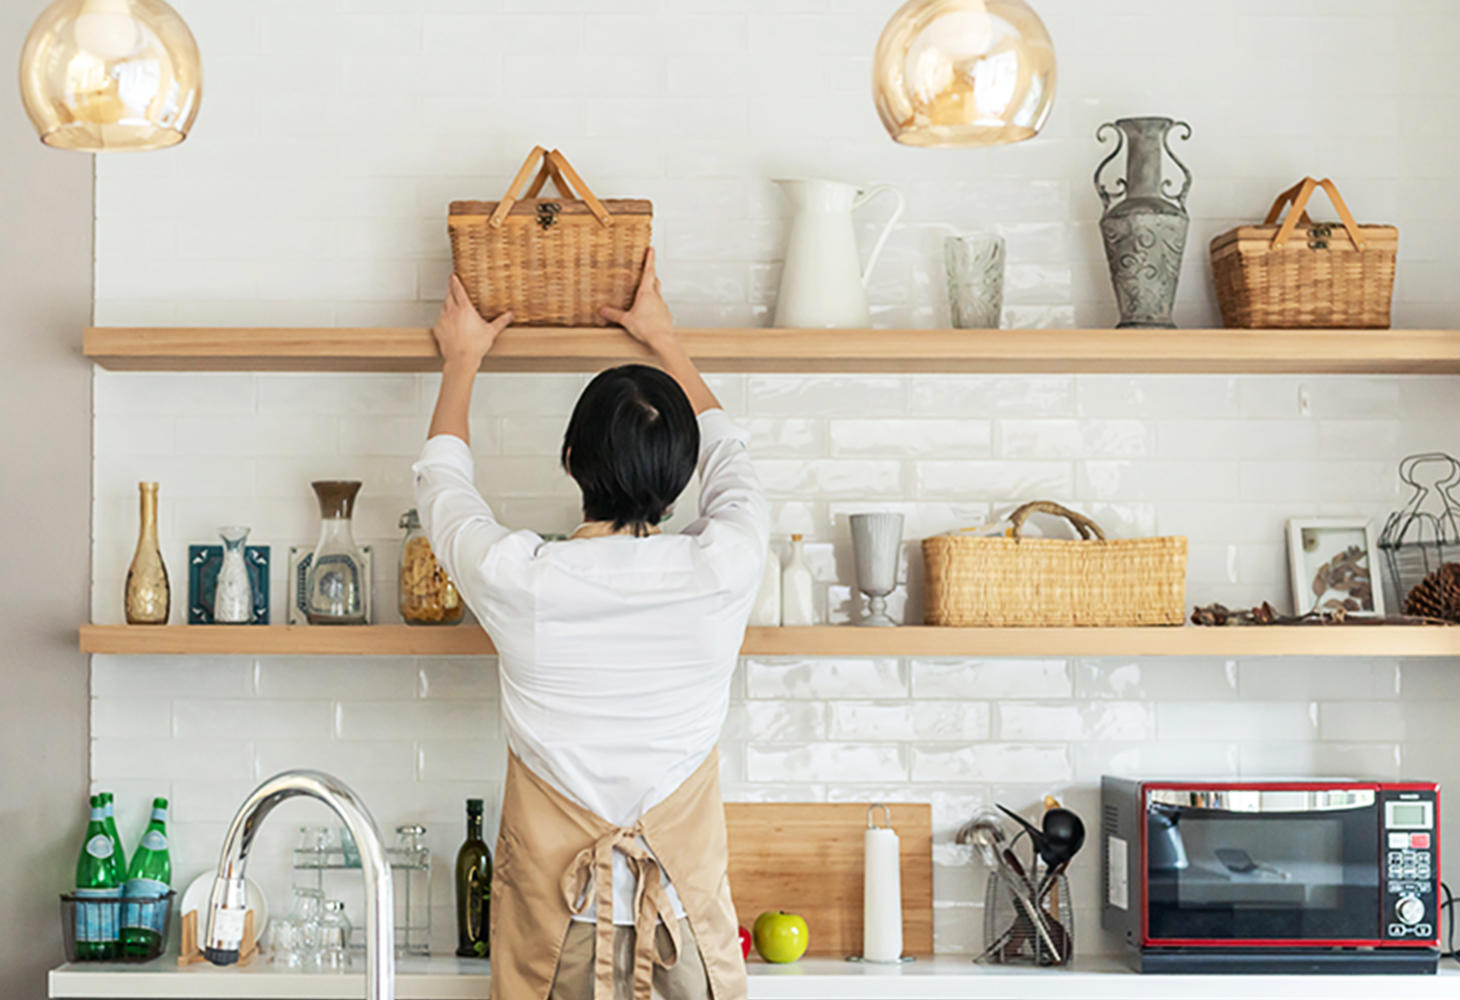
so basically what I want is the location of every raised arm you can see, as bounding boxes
[427,274,514,442]
[415,277,516,587]
[601,249,720,415]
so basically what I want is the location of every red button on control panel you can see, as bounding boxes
[1411,833,1431,849]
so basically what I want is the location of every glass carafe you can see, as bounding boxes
[213,525,253,623]
[305,481,368,625]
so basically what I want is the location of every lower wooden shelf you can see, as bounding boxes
[79,624,1460,658]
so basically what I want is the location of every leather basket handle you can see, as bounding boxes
[1007,500,1107,542]
[487,148,614,229]
[1270,177,1368,252]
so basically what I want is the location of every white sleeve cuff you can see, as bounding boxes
[414,434,475,478]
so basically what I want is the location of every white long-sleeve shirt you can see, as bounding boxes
[412,408,769,924]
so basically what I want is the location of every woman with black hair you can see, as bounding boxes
[413,249,767,1000]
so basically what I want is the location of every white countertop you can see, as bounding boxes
[48,956,1460,999]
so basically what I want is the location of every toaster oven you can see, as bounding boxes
[1102,777,1441,974]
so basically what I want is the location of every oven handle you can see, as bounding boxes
[1147,789,1376,813]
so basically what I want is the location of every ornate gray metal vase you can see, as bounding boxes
[1094,117,1193,328]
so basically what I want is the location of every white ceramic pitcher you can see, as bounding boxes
[772,178,905,329]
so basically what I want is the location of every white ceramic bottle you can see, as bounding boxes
[749,541,782,627]
[780,534,816,626]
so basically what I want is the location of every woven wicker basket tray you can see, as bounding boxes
[922,501,1188,627]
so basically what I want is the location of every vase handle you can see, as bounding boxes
[1093,122,1126,212]
[1162,121,1193,209]
[854,184,905,288]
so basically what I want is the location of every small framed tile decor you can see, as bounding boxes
[287,545,373,625]
[1286,518,1384,617]
[187,545,270,624]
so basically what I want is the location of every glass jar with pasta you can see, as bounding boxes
[398,509,465,626]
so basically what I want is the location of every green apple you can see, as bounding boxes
[752,910,809,963]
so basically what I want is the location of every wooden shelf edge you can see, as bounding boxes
[79,624,1460,658]
[83,327,1460,374]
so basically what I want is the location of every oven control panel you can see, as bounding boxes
[1381,788,1439,943]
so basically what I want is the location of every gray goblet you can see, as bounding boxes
[850,513,904,627]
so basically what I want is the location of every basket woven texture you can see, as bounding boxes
[1210,177,1396,329]
[449,146,652,327]
[922,501,1188,627]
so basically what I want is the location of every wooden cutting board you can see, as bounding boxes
[723,802,933,958]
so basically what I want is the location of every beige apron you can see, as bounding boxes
[490,749,746,1000]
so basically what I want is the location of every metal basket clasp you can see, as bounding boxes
[536,202,561,230]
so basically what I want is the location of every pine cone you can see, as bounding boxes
[1404,563,1460,621]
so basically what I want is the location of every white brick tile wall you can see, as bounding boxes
[85,0,1460,958]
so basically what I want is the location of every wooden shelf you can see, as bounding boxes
[83,326,1460,374]
[79,624,1460,658]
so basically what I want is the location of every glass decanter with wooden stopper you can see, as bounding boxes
[125,481,170,624]
[305,481,368,625]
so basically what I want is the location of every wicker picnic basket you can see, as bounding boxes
[448,146,652,327]
[922,501,1187,627]
[1210,177,1397,329]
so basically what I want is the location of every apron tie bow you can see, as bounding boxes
[559,824,682,1000]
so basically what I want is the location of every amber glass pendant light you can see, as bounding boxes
[873,0,1055,148]
[19,0,201,152]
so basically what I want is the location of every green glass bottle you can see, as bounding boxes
[98,793,127,886]
[75,795,121,961]
[121,797,172,958]
[454,798,492,958]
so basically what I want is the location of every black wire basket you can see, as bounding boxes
[1378,453,1460,611]
[981,867,1073,967]
[60,891,174,963]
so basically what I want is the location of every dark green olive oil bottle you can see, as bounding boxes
[455,798,492,958]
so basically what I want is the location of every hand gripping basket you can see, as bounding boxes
[448,146,652,327]
[922,501,1187,627]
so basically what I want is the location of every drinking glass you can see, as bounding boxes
[296,825,331,868]
[318,900,352,970]
[945,233,1006,329]
[291,887,325,968]
[269,915,303,969]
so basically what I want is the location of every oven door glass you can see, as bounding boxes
[1145,789,1378,943]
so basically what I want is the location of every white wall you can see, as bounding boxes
[89,0,1460,957]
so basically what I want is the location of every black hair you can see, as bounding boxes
[561,364,699,536]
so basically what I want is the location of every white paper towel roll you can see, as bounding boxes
[862,824,903,961]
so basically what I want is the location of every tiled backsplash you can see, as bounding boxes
[91,647,1459,956]
[88,0,1460,958]
[90,372,1460,954]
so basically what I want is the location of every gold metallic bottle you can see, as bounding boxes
[125,482,170,624]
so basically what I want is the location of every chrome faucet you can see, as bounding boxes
[205,770,395,1000]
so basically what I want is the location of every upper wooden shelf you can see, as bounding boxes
[83,326,1460,374]
[79,624,1460,658]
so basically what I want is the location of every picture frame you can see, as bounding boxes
[1286,518,1385,617]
